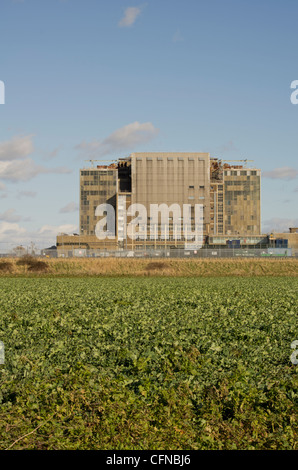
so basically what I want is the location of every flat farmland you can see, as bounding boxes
[0,275,297,450]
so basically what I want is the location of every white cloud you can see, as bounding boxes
[119,6,142,27]
[262,167,298,180]
[0,222,26,241]
[0,135,71,182]
[0,222,78,252]
[76,121,159,159]
[0,135,34,161]
[60,202,79,213]
[0,158,71,182]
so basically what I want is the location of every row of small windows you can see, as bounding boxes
[136,157,206,162]
[81,170,116,176]
[81,190,110,196]
[224,170,258,176]
[82,180,116,186]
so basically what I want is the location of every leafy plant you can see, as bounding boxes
[0,277,297,450]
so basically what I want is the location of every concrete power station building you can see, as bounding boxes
[56,152,269,256]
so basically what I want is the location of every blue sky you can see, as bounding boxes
[0,0,297,251]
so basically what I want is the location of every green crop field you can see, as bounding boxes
[0,276,297,450]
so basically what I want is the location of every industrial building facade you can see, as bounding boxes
[80,165,118,237]
[209,158,261,236]
[57,152,265,254]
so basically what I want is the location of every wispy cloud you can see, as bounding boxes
[0,158,71,182]
[59,202,79,213]
[0,209,22,223]
[76,121,159,159]
[262,167,298,180]
[119,6,142,27]
[42,147,61,161]
[0,134,34,161]
[0,135,72,182]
